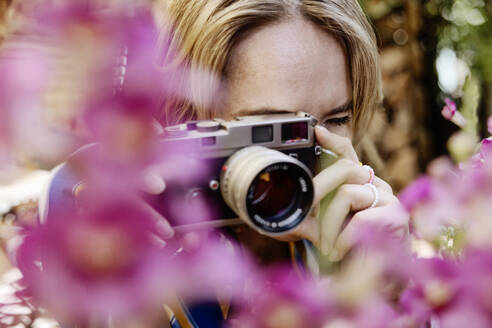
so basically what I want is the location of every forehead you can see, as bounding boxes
[224,16,351,118]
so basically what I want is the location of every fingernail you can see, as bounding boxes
[156,220,174,239]
[315,125,328,134]
[328,249,339,261]
[143,171,166,194]
[182,232,203,253]
[150,234,167,248]
[321,242,330,256]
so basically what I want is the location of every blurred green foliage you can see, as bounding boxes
[363,0,490,148]
[433,0,490,144]
[435,0,491,83]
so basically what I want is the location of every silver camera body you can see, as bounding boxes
[150,111,319,235]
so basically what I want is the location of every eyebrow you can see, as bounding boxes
[326,100,353,116]
[233,100,353,118]
[233,108,292,117]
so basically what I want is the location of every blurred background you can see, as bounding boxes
[0,0,490,218]
[360,0,491,192]
[0,0,490,326]
[1,0,490,191]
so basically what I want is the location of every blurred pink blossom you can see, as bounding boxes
[400,152,492,245]
[480,138,492,160]
[0,0,222,176]
[16,195,177,324]
[398,176,432,212]
[400,257,460,325]
[400,250,492,327]
[441,98,456,120]
[441,98,466,127]
[16,191,251,326]
[230,265,330,328]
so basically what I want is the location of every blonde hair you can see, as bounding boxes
[155,0,382,138]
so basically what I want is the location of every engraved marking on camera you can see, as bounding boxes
[278,208,302,227]
[299,177,307,192]
[253,214,271,227]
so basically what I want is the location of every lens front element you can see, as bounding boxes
[220,146,314,234]
[249,169,296,218]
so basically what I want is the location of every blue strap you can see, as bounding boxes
[182,301,225,328]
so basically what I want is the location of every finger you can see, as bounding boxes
[140,169,166,195]
[278,214,320,243]
[330,204,410,261]
[373,176,393,194]
[149,233,168,248]
[313,158,374,204]
[180,231,208,253]
[315,125,359,163]
[319,184,396,255]
[138,201,175,239]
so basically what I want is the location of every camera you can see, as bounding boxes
[149,111,320,235]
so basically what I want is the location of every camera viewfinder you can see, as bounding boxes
[252,125,273,143]
[281,122,308,143]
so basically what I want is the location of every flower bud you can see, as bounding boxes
[447,131,478,163]
[441,98,466,127]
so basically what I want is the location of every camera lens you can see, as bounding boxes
[249,169,296,218]
[220,146,314,234]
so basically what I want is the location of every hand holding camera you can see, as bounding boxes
[45,112,407,261]
[143,112,407,260]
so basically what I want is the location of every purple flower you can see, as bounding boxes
[230,265,330,328]
[400,257,461,325]
[16,194,180,324]
[441,98,457,120]
[399,250,492,327]
[441,98,466,127]
[480,138,492,160]
[1,0,222,174]
[0,41,79,169]
[173,235,256,303]
[402,155,492,244]
[398,176,432,212]
[457,250,492,315]
[439,305,490,328]
[16,180,253,325]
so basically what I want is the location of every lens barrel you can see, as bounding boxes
[220,146,314,235]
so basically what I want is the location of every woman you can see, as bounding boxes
[36,0,408,326]
[153,0,408,265]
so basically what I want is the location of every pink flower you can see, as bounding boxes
[398,176,432,212]
[173,236,256,303]
[442,98,457,120]
[16,194,181,324]
[480,138,492,160]
[0,41,79,169]
[16,179,252,325]
[1,0,222,174]
[441,98,466,127]
[400,250,492,327]
[230,265,330,328]
[400,257,461,325]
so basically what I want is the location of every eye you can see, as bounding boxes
[323,115,351,126]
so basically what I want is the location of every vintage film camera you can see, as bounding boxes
[150,112,320,236]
